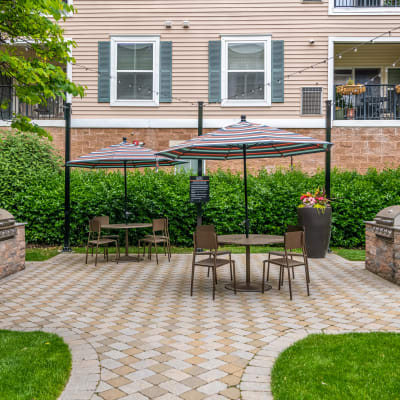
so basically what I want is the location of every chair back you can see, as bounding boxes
[284,230,304,251]
[153,218,167,234]
[95,216,110,225]
[89,218,102,236]
[194,225,218,250]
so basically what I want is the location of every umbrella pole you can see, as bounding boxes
[124,161,128,224]
[243,144,249,238]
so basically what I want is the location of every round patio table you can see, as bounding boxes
[218,234,284,292]
[102,223,152,262]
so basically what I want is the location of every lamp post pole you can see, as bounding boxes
[197,101,203,226]
[325,100,332,199]
[63,102,72,252]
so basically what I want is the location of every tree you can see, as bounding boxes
[0,0,85,138]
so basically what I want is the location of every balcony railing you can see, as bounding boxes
[0,86,64,121]
[335,0,400,7]
[335,84,400,120]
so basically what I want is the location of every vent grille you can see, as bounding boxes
[301,87,322,115]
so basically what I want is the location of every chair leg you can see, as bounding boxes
[138,240,141,260]
[212,266,216,300]
[106,246,109,262]
[232,260,237,295]
[191,258,195,296]
[287,267,293,301]
[85,245,89,264]
[207,267,210,277]
[155,243,159,264]
[230,263,233,281]
[95,244,99,266]
[262,261,266,293]
[267,254,271,281]
[214,267,218,285]
[292,267,295,279]
[305,263,310,296]
[278,266,282,290]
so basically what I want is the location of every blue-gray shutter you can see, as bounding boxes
[208,41,221,103]
[159,41,172,103]
[271,40,284,103]
[98,41,110,103]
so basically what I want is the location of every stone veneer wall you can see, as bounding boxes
[0,224,26,279]
[365,222,400,285]
[2,126,400,174]
[43,126,400,174]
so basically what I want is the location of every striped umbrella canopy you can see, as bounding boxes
[67,138,184,223]
[158,116,333,237]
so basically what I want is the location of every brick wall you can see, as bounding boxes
[0,224,25,280]
[365,222,400,285]
[4,126,400,174]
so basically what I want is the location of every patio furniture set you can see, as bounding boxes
[86,215,310,300]
[71,115,329,300]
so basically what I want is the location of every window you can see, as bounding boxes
[301,87,323,115]
[110,36,159,106]
[221,36,271,107]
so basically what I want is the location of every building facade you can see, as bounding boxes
[2,0,400,173]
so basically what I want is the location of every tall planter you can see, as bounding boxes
[297,207,332,258]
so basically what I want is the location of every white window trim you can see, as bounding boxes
[221,35,271,107]
[329,0,400,15]
[110,36,160,107]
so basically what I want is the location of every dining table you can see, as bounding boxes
[102,223,152,262]
[217,234,284,292]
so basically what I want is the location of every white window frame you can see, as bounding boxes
[329,0,400,15]
[110,36,160,107]
[221,35,271,107]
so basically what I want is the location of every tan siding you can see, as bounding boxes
[62,0,400,120]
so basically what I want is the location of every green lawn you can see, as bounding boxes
[271,332,400,400]
[0,330,71,400]
[26,245,366,262]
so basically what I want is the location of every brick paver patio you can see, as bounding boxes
[1,253,400,399]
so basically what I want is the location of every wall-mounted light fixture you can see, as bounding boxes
[164,20,172,28]
[183,20,190,28]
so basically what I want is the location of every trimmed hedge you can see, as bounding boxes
[1,131,400,247]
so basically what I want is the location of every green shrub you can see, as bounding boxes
[1,131,400,247]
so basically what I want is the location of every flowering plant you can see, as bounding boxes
[298,188,329,210]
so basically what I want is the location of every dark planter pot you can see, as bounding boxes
[297,206,332,258]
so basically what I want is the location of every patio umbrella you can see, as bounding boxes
[157,116,333,237]
[67,138,185,223]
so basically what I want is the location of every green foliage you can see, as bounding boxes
[1,132,400,247]
[271,332,400,400]
[0,330,71,400]
[0,0,85,136]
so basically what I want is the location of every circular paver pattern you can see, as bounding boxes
[1,253,400,400]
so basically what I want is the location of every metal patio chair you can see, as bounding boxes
[138,217,171,264]
[85,218,119,266]
[262,230,310,300]
[191,225,236,300]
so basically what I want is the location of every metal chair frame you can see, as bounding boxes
[138,218,171,264]
[191,225,236,300]
[262,230,310,300]
[85,218,120,266]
